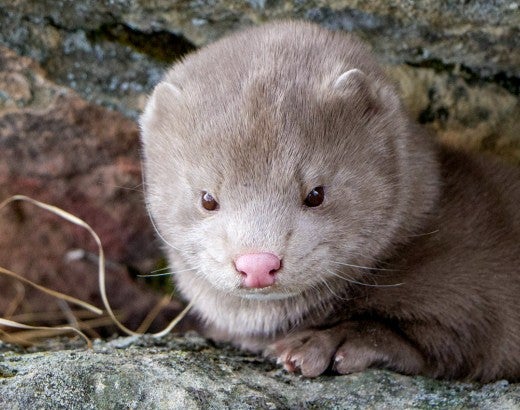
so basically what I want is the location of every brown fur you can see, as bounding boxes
[140,21,520,382]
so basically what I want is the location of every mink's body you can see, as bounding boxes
[140,21,520,382]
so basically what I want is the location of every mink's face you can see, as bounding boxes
[140,67,404,302]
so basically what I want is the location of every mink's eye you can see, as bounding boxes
[304,186,325,207]
[201,191,219,211]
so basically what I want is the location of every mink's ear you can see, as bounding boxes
[142,82,182,118]
[333,68,369,90]
[155,81,182,103]
[332,69,380,113]
[139,82,182,143]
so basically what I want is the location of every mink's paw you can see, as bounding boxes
[266,321,424,377]
[332,341,383,375]
[266,329,345,377]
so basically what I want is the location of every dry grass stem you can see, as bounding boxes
[136,294,172,334]
[0,318,93,347]
[4,282,25,319]
[5,315,123,343]
[0,265,103,315]
[0,194,192,347]
[7,309,111,324]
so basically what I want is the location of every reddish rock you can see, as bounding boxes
[0,46,190,336]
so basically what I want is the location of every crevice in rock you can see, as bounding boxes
[40,12,198,64]
[86,23,197,64]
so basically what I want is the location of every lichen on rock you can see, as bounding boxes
[1,335,519,409]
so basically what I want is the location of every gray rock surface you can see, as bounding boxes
[0,0,518,163]
[2,0,519,75]
[1,334,519,409]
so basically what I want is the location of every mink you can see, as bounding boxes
[140,21,520,382]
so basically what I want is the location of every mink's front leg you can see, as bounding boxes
[268,320,426,377]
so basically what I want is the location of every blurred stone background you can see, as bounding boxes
[0,1,519,334]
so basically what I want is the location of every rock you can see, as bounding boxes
[0,1,518,162]
[0,3,519,406]
[389,65,520,163]
[0,2,195,118]
[2,1,518,78]
[0,334,519,409]
[0,45,189,335]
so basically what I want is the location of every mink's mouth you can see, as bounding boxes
[237,290,299,301]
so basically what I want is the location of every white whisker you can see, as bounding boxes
[146,208,183,252]
[329,260,399,272]
[334,249,399,269]
[137,272,173,278]
[141,181,184,252]
[319,277,351,301]
[327,269,404,288]
[138,266,198,278]
[406,229,440,238]
[149,266,172,274]
[112,183,144,192]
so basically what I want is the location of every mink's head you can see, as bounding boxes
[139,22,439,336]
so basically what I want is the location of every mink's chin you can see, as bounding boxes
[235,290,301,301]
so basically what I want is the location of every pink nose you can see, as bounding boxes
[235,252,281,288]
